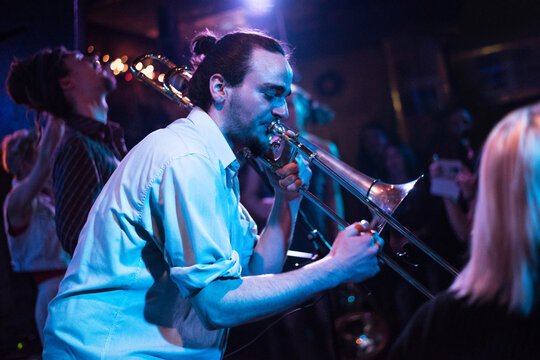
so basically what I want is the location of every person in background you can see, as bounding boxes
[381,143,435,331]
[356,122,393,181]
[388,102,540,359]
[429,159,477,245]
[1,115,69,344]
[352,122,395,225]
[428,106,478,246]
[287,84,344,247]
[422,107,477,286]
[6,47,127,255]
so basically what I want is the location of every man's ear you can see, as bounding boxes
[58,75,73,91]
[209,74,227,106]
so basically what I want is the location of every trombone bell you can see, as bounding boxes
[306,142,420,232]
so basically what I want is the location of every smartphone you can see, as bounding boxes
[430,158,463,200]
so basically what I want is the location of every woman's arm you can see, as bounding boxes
[6,116,64,229]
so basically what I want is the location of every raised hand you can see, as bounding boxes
[38,112,65,160]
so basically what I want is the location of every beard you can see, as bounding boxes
[226,126,268,158]
[243,134,267,157]
[226,97,271,158]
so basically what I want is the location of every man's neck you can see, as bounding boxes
[73,94,108,124]
[207,106,225,131]
[207,105,236,150]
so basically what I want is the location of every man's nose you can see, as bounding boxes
[272,102,288,119]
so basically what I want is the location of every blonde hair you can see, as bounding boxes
[451,104,540,315]
[1,128,36,177]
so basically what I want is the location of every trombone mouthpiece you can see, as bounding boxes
[267,120,285,149]
[267,120,285,136]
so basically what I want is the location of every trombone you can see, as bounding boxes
[130,54,459,299]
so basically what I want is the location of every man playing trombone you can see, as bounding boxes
[43,30,382,359]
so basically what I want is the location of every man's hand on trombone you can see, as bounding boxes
[266,153,311,201]
[326,220,383,283]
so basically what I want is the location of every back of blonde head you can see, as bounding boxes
[1,128,36,177]
[451,104,540,315]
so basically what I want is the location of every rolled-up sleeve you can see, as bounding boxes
[144,154,244,298]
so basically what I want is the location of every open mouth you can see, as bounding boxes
[92,58,103,73]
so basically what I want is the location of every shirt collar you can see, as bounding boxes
[66,114,127,157]
[186,107,237,170]
[67,114,108,138]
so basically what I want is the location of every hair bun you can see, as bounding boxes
[6,47,72,118]
[6,59,32,106]
[192,34,217,56]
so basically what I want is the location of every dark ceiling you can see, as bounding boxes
[83,0,540,60]
[3,0,540,62]
[3,0,540,142]
[85,0,463,60]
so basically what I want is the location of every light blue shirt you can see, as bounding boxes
[44,108,258,359]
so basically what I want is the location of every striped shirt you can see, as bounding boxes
[52,114,127,255]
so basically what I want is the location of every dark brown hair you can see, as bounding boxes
[6,46,73,118]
